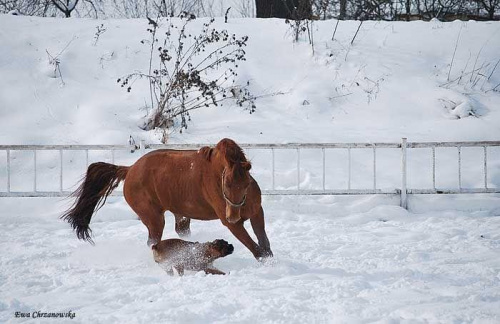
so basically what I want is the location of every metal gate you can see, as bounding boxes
[1,138,499,208]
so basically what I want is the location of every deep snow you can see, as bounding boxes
[1,14,500,323]
[1,196,500,323]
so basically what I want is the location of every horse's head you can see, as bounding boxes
[216,138,252,224]
[222,162,251,224]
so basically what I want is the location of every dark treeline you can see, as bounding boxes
[1,0,499,20]
[310,0,499,21]
[257,0,499,21]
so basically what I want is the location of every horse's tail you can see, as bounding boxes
[61,162,129,244]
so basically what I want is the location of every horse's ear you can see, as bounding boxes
[241,161,252,171]
[199,147,213,161]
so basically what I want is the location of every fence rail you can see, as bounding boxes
[1,139,499,208]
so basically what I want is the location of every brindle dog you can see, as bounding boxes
[152,239,234,276]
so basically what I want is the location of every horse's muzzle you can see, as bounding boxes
[225,204,241,224]
[226,215,241,224]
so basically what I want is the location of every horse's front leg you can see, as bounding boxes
[224,220,267,260]
[250,207,273,258]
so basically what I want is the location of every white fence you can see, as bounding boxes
[0,138,499,208]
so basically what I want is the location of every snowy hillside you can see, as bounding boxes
[1,14,500,323]
[1,15,500,145]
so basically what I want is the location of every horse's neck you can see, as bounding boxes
[201,154,225,185]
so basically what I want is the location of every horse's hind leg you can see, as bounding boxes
[174,214,191,237]
[127,201,165,247]
[145,211,165,247]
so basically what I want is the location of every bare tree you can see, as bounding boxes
[340,0,347,18]
[119,14,254,137]
[235,0,255,17]
[0,0,52,16]
[1,0,497,21]
[51,0,79,17]
[475,0,500,19]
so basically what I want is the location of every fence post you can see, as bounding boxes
[33,150,37,192]
[297,148,300,190]
[271,148,275,190]
[373,145,377,190]
[401,138,408,209]
[484,146,488,189]
[140,140,145,156]
[458,146,462,191]
[6,150,10,193]
[322,148,326,190]
[59,149,63,193]
[348,147,351,190]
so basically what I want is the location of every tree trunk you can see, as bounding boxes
[255,0,312,19]
[51,0,79,18]
[339,0,347,19]
[255,0,271,17]
[405,0,411,21]
[488,7,494,20]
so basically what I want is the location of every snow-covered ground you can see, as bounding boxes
[1,14,500,323]
[1,196,500,323]
[1,15,500,145]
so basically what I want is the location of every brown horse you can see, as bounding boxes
[61,138,272,260]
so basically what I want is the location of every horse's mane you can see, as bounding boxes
[216,138,251,176]
[217,138,247,164]
[199,146,213,161]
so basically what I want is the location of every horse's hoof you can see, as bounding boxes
[257,256,276,266]
[255,249,273,261]
[147,237,159,248]
[177,230,191,238]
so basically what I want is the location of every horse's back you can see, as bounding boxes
[142,148,199,160]
[123,148,213,215]
[129,149,200,177]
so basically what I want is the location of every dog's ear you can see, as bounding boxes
[212,239,226,249]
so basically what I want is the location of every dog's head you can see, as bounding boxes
[203,239,234,261]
